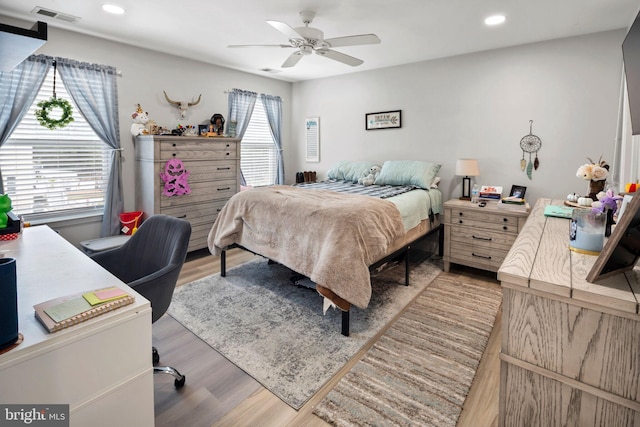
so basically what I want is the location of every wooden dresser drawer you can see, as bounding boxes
[449,225,517,252]
[159,179,236,208]
[160,140,237,160]
[161,199,229,225]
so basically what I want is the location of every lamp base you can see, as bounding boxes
[461,176,471,199]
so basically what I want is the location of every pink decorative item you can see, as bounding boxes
[160,158,191,196]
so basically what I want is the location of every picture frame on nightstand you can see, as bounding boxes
[509,185,527,198]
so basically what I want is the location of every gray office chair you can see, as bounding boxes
[90,214,192,389]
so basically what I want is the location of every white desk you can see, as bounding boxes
[0,226,154,427]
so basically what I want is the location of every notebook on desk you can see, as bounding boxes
[543,205,574,219]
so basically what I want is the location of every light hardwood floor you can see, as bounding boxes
[153,248,501,427]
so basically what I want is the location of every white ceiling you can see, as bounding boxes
[0,0,638,82]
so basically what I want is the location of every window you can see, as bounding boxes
[0,68,111,221]
[241,101,278,187]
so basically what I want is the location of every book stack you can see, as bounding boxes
[479,185,503,201]
[34,286,134,333]
[499,196,530,212]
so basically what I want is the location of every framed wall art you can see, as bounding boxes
[365,110,401,130]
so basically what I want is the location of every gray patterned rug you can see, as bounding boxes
[313,274,502,426]
[168,257,441,409]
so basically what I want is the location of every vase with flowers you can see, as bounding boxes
[576,156,609,201]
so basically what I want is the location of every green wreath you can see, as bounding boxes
[35,97,74,130]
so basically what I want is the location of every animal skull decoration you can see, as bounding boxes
[160,158,191,196]
[163,91,201,119]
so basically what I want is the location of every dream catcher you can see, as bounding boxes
[519,120,542,180]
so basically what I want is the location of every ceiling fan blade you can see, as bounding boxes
[324,34,381,48]
[267,20,305,41]
[282,51,304,68]
[228,44,292,48]
[316,49,363,66]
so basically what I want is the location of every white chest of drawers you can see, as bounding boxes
[134,135,241,252]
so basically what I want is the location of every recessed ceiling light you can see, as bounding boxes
[485,15,506,26]
[102,4,125,15]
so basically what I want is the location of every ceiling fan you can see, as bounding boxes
[228,11,381,68]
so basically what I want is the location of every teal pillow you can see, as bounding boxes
[327,160,377,183]
[375,160,442,189]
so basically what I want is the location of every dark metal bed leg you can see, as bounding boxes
[341,310,350,336]
[438,223,444,257]
[221,250,226,277]
[405,246,410,286]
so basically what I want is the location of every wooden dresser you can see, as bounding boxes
[498,198,640,426]
[443,199,528,273]
[134,135,241,252]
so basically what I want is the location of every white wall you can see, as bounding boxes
[1,15,292,246]
[291,30,624,206]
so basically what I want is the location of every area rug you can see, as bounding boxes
[313,275,502,426]
[168,257,442,409]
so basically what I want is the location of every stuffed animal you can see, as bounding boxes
[130,104,150,136]
[358,165,382,186]
[0,194,12,229]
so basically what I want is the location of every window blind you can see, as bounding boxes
[241,101,277,187]
[0,68,110,219]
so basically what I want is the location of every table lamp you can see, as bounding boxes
[456,159,480,200]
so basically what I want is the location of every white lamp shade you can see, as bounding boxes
[455,159,480,176]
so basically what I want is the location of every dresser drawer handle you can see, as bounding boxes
[217,187,231,191]
[472,253,492,260]
[503,226,508,230]
[172,143,176,147]
[172,153,176,157]
[472,235,492,241]
[226,144,230,147]
[458,212,463,216]
[503,218,508,222]
[458,220,464,224]
[176,214,187,219]
[216,208,222,212]
[226,152,230,156]
[217,167,231,170]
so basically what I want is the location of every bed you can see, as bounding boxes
[207,160,443,336]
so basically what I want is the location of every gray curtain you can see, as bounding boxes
[227,89,257,186]
[260,93,284,185]
[0,55,52,193]
[57,58,123,237]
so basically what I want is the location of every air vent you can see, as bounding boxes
[260,68,282,74]
[31,7,80,23]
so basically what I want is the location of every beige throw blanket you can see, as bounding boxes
[208,186,405,309]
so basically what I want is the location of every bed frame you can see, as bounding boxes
[219,223,443,336]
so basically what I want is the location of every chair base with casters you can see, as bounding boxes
[89,214,192,391]
[153,346,185,389]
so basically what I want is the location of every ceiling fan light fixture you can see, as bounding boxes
[484,14,506,26]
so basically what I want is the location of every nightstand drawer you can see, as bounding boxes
[448,208,521,233]
[449,226,517,252]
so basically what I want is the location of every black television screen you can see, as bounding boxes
[623,9,640,135]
